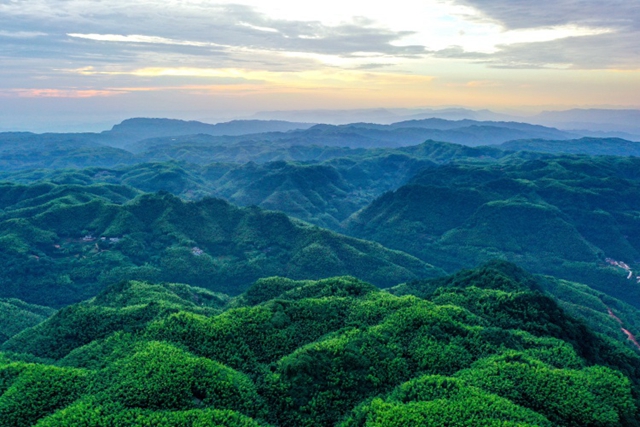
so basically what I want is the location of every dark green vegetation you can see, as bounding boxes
[0,140,524,229]
[0,299,55,343]
[0,132,134,171]
[0,183,439,307]
[347,155,640,306]
[2,263,640,426]
[3,137,640,311]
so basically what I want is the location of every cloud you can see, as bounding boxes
[1,0,636,117]
[0,89,120,98]
[432,46,489,60]
[0,31,47,38]
[443,0,640,69]
[0,2,424,66]
[66,33,229,49]
[0,0,435,103]
[452,0,639,30]
[490,32,640,70]
[237,22,280,33]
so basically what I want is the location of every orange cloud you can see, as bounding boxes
[445,80,502,88]
[2,89,121,98]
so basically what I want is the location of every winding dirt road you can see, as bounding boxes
[607,306,640,351]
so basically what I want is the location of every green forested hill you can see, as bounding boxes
[0,140,525,229]
[0,299,55,344]
[0,185,440,307]
[2,263,639,426]
[0,181,141,212]
[392,261,640,354]
[0,132,134,171]
[499,137,640,156]
[347,155,640,307]
[2,280,229,360]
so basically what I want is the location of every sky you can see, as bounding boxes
[1,0,639,131]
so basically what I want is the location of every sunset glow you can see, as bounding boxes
[1,0,638,130]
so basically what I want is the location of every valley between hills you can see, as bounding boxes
[2,116,640,426]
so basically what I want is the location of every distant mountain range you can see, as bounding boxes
[0,116,578,161]
[101,117,581,149]
[104,118,315,147]
[0,141,530,230]
[250,107,640,137]
[532,109,640,138]
[250,107,519,124]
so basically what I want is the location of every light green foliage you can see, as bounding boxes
[35,401,264,427]
[98,341,264,416]
[57,332,143,370]
[456,352,636,426]
[241,276,377,306]
[2,280,226,359]
[146,295,359,374]
[341,375,553,426]
[2,267,640,426]
[0,363,88,427]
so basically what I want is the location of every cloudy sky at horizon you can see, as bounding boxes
[1,0,639,130]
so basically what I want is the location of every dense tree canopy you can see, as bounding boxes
[2,266,640,426]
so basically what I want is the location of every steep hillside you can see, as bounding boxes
[347,156,640,306]
[2,281,228,359]
[0,185,440,307]
[393,260,640,353]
